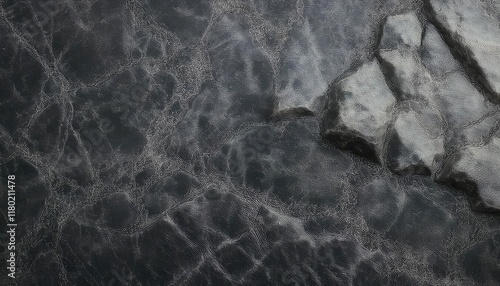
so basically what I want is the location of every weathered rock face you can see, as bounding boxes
[3,1,500,285]
[273,0,421,117]
[427,0,500,100]
[321,60,396,162]
[419,22,496,142]
[420,25,460,79]
[378,13,432,101]
[274,0,378,117]
[434,72,494,131]
[379,12,422,51]
[379,48,435,100]
[439,138,500,212]
[322,7,500,212]
[387,109,445,175]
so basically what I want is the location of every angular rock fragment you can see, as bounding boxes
[326,9,499,214]
[274,0,378,117]
[378,12,433,100]
[379,12,422,50]
[419,23,495,139]
[387,109,444,175]
[419,24,493,128]
[435,72,494,129]
[439,137,500,212]
[428,0,500,99]
[321,60,396,163]
[421,25,460,78]
[379,49,434,100]
[380,17,495,143]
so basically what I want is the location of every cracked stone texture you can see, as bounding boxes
[273,0,421,117]
[321,60,396,163]
[438,138,500,212]
[386,109,445,175]
[322,8,500,212]
[428,0,500,100]
[378,13,431,101]
[1,0,500,285]
[379,12,422,51]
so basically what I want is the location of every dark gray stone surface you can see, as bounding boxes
[1,1,500,285]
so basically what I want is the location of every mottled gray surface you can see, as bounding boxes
[1,0,500,285]
[322,7,500,212]
[428,0,500,99]
[321,60,396,163]
[386,109,444,175]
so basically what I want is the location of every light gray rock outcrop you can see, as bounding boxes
[321,60,396,163]
[379,12,422,51]
[378,12,432,101]
[386,109,445,175]
[438,137,500,212]
[421,25,460,79]
[428,0,500,99]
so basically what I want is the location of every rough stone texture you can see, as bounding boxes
[460,231,500,285]
[378,12,431,101]
[439,138,500,212]
[420,23,496,145]
[2,1,500,285]
[421,24,460,79]
[274,0,376,116]
[387,109,445,175]
[428,0,500,99]
[321,60,396,163]
[434,72,494,131]
[274,0,421,117]
[379,16,495,134]
[379,12,422,51]
[379,48,435,100]
[460,114,500,146]
[323,8,500,213]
